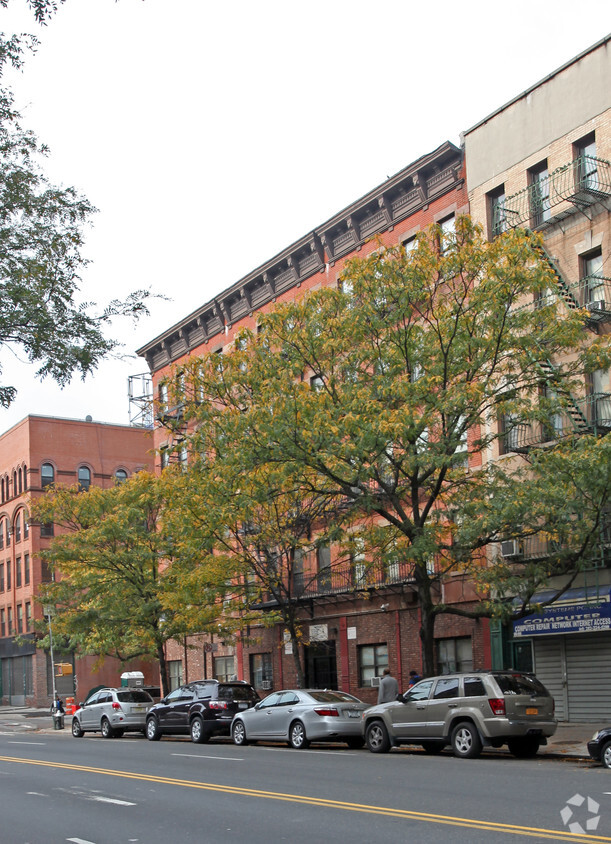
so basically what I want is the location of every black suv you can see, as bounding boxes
[145,679,259,743]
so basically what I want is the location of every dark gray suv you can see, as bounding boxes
[146,679,259,743]
[362,670,557,759]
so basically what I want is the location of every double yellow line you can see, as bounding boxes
[1,754,609,843]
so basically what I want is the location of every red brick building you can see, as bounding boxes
[137,142,491,702]
[0,415,156,706]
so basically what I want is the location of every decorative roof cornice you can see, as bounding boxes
[138,141,463,373]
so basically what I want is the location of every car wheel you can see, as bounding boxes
[289,721,310,749]
[100,717,116,739]
[71,718,84,738]
[146,716,161,741]
[232,720,249,746]
[507,737,540,758]
[601,740,611,770]
[190,716,210,744]
[421,742,444,754]
[346,737,365,749]
[451,721,482,759]
[365,720,390,754]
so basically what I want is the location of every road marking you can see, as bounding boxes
[67,838,97,843]
[89,796,136,806]
[172,753,243,761]
[1,754,609,843]
[9,741,46,745]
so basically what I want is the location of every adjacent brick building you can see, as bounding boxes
[0,415,155,706]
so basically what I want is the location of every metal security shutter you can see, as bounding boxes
[565,634,611,722]
[533,638,566,721]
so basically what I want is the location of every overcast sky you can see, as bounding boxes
[0,0,609,432]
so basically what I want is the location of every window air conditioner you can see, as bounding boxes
[370,677,381,688]
[500,540,522,558]
[588,300,606,311]
[260,680,272,690]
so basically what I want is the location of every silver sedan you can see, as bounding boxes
[231,689,369,749]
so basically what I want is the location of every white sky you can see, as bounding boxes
[0,0,609,431]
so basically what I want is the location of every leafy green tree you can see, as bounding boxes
[0,10,153,408]
[33,472,189,695]
[172,217,610,677]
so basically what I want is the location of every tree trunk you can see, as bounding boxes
[419,605,437,678]
[157,641,170,696]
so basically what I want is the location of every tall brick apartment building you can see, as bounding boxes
[464,35,611,721]
[137,142,493,702]
[0,415,155,706]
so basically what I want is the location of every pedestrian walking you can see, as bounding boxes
[377,667,399,704]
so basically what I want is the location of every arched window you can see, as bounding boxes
[23,510,29,539]
[41,463,55,489]
[1,477,4,503]
[78,466,91,492]
[23,465,27,491]
[12,471,17,497]
[114,468,128,484]
[18,468,22,494]
[14,512,21,543]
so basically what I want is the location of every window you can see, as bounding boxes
[78,466,91,492]
[542,384,564,440]
[17,604,23,634]
[25,602,32,631]
[5,519,10,547]
[0,562,4,591]
[24,554,29,586]
[310,374,324,392]
[23,465,27,491]
[115,468,128,483]
[214,655,236,682]
[403,236,417,254]
[437,637,473,674]
[0,521,4,550]
[40,522,54,538]
[14,513,21,543]
[0,608,4,637]
[41,463,55,488]
[453,415,469,467]
[498,402,524,455]
[575,133,597,191]
[488,186,507,237]
[591,369,611,428]
[432,677,460,699]
[317,544,332,592]
[7,606,13,635]
[23,513,29,539]
[293,547,305,596]
[168,659,183,691]
[529,162,550,226]
[6,560,11,590]
[160,448,170,470]
[439,215,455,253]
[358,643,388,686]
[15,557,21,588]
[158,382,169,413]
[1,477,4,503]
[352,538,367,587]
[407,679,434,701]
[582,249,604,308]
[464,676,486,697]
[17,467,22,494]
[250,653,273,689]
[179,445,188,470]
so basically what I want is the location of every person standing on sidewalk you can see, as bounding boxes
[377,667,399,704]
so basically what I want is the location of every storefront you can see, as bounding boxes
[513,587,611,722]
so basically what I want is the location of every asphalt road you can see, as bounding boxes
[1,731,610,844]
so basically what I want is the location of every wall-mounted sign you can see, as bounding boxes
[309,624,328,642]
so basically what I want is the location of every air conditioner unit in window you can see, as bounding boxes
[370,677,381,688]
[500,540,523,558]
[588,300,606,311]
[260,680,272,690]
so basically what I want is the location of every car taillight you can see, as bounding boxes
[313,706,339,717]
[111,702,122,711]
[209,701,228,710]
[488,698,506,716]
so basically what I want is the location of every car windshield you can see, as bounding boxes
[219,684,257,701]
[117,690,153,703]
[493,673,549,696]
[307,691,361,703]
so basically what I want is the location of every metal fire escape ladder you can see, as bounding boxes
[535,359,590,433]
[534,244,581,312]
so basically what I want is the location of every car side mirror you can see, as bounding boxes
[79,701,84,708]
[396,694,404,703]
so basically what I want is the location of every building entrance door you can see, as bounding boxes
[304,641,337,689]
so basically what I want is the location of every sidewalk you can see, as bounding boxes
[0,705,598,759]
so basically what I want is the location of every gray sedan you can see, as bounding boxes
[231,689,369,749]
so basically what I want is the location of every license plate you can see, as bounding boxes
[238,702,248,709]
[347,710,360,718]
[133,706,144,712]
[526,708,538,715]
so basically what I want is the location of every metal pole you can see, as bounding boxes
[45,606,57,709]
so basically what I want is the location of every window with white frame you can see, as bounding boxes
[214,655,236,682]
[358,643,388,686]
[437,637,473,674]
[529,161,551,226]
[487,186,507,238]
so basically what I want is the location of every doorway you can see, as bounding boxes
[304,641,337,689]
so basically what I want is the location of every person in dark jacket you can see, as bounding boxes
[408,670,421,687]
[377,667,399,704]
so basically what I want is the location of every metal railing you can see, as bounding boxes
[501,156,611,229]
[502,393,611,451]
[293,560,416,599]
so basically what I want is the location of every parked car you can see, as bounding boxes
[145,679,259,743]
[231,689,369,749]
[362,670,557,759]
[71,687,154,738]
[587,728,611,769]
